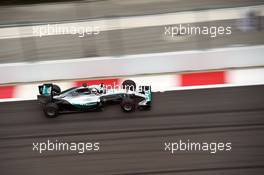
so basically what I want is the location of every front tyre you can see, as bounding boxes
[121,98,135,112]
[44,103,59,118]
[122,80,136,91]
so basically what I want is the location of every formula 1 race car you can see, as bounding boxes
[37,80,152,117]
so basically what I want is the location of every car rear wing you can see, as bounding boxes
[38,84,53,104]
[39,84,53,96]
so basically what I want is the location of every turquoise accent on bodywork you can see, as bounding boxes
[42,85,51,96]
[145,89,152,102]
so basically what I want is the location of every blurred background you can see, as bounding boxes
[0,0,263,64]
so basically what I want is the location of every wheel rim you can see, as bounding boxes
[47,108,56,116]
[124,103,132,111]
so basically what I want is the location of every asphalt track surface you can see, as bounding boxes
[0,85,264,174]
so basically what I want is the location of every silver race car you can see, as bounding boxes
[37,80,152,117]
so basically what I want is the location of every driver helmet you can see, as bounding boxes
[91,88,97,94]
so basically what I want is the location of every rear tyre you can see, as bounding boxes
[122,80,136,91]
[44,103,59,118]
[121,98,135,112]
[52,84,61,95]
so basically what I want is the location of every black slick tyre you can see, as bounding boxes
[121,98,135,112]
[122,80,136,91]
[44,103,59,118]
[52,84,61,95]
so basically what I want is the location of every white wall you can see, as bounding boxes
[0,45,264,84]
